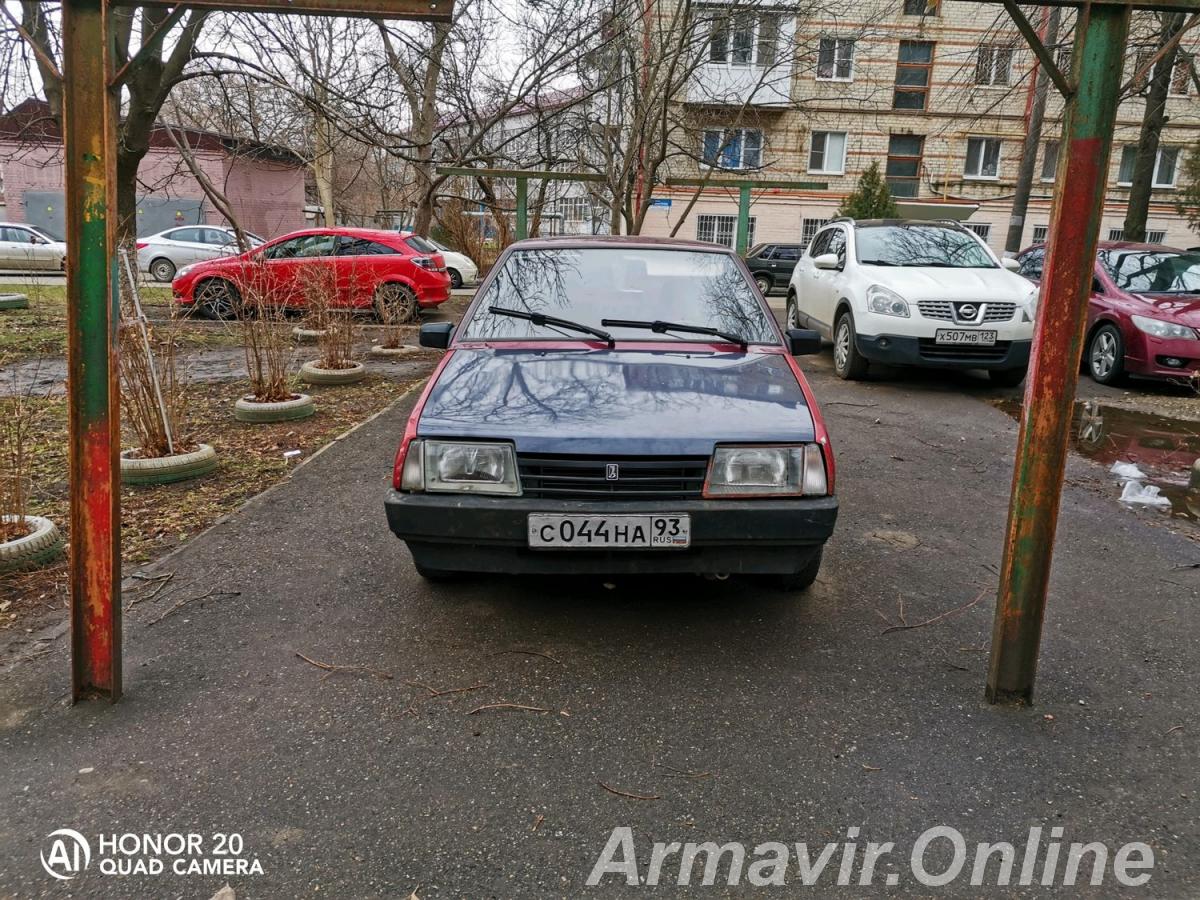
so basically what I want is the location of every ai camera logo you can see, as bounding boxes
[41,828,91,881]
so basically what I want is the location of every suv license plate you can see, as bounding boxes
[528,514,691,549]
[935,329,997,346]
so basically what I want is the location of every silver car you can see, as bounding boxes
[0,222,67,271]
[136,225,264,282]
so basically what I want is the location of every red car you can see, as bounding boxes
[1015,241,1200,384]
[172,227,451,321]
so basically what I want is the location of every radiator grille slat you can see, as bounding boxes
[518,454,709,500]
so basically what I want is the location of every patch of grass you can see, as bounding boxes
[0,372,425,635]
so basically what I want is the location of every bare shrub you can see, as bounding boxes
[0,360,42,540]
[300,261,357,369]
[436,198,497,277]
[238,259,297,403]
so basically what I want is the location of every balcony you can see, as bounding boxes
[686,64,791,108]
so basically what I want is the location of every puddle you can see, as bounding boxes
[996,399,1200,522]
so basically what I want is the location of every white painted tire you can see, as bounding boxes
[369,344,420,358]
[300,360,366,385]
[120,443,218,485]
[0,515,65,573]
[292,326,328,342]
[0,293,29,310]
[234,393,316,423]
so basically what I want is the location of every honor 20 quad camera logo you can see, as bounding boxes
[41,828,91,881]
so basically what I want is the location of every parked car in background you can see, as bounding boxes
[401,233,479,288]
[386,236,837,591]
[172,227,451,320]
[1015,241,1200,385]
[0,221,66,271]
[744,243,802,296]
[787,219,1038,386]
[137,225,265,283]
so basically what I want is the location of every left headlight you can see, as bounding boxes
[1131,315,1198,340]
[177,264,195,278]
[866,284,910,318]
[401,440,521,495]
[704,444,828,497]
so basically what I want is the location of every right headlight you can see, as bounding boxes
[866,284,910,318]
[1131,315,1198,340]
[704,444,828,497]
[401,440,521,495]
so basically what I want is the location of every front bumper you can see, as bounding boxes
[385,491,838,575]
[857,333,1032,371]
[1123,330,1200,379]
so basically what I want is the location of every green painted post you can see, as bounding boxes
[987,2,1131,705]
[736,184,751,255]
[515,177,528,240]
[63,0,122,701]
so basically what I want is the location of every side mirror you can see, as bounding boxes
[813,253,840,271]
[419,321,454,349]
[1001,257,1021,272]
[786,328,822,356]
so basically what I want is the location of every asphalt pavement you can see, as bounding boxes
[1,349,1198,897]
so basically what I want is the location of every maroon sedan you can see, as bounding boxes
[172,227,451,321]
[1015,241,1200,384]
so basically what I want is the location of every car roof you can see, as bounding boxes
[0,221,37,228]
[505,235,735,253]
[850,219,965,229]
[269,227,406,242]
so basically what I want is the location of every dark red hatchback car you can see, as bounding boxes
[1015,241,1200,384]
[172,227,451,321]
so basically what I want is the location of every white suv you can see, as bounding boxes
[785,219,1038,385]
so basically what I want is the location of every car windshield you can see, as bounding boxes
[1100,248,1200,293]
[855,225,996,268]
[461,247,778,345]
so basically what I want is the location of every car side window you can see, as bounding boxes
[294,234,337,258]
[774,246,799,261]
[338,237,398,257]
[263,237,308,260]
[1017,248,1045,281]
[170,227,203,243]
[826,230,847,267]
[809,230,832,258]
[759,245,776,260]
[1,227,24,242]
[203,228,234,245]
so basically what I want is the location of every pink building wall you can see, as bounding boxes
[0,140,306,238]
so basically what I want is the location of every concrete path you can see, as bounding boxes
[1,356,1197,897]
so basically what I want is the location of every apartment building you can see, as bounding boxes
[639,0,1200,253]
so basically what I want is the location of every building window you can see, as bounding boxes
[1132,50,1193,95]
[1032,225,1049,243]
[965,222,992,240]
[975,44,1014,86]
[1055,43,1072,76]
[1171,55,1192,96]
[555,196,592,223]
[702,128,763,170]
[1108,228,1125,241]
[1117,145,1179,188]
[696,214,756,249]
[964,137,1002,179]
[886,134,924,198]
[894,40,935,110]
[709,15,778,67]
[808,131,847,174]
[1147,229,1167,243]
[903,0,939,14]
[817,37,855,81]
[801,217,831,245]
[1041,141,1059,182]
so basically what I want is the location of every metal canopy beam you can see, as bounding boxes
[436,166,607,182]
[667,177,830,255]
[111,0,452,18]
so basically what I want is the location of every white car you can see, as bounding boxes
[786,219,1038,386]
[0,222,66,271]
[136,225,264,283]
[400,233,478,288]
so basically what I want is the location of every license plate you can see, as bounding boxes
[935,329,997,346]
[527,514,691,549]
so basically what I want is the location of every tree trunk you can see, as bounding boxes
[1125,13,1185,243]
[312,112,337,226]
[411,23,451,237]
[1006,8,1060,255]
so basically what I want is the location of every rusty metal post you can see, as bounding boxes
[63,0,121,701]
[987,2,1131,705]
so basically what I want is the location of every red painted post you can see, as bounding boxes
[63,0,122,701]
[987,2,1132,705]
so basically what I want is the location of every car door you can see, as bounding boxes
[0,227,28,269]
[286,233,340,308]
[166,227,210,266]
[4,225,48,269]
[770,244,801,282]
[799,228,843,334]
[336,236,400,309]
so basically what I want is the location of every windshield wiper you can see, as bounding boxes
[488,306,614,347]
[859,259,898,266]
[601,318,748,350]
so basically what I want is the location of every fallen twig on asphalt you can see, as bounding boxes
[1164,724,1185,736]
[598,781,660,801]
[467,703,550,715]
[655,762,713,779]
[861,763,882,772]
[295,651,393,681]
[879,588,987,636]
[145,588,240,626]
[406,680,489,697]
[125,571,175,611]
[491,649,564,665]
[825,400,878,408]
[532,815,545,832]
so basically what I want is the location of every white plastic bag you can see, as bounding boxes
[1119,481,1172,507]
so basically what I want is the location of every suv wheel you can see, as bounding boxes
[1088,323,1125,385]
[754,274,771,296]
[833,311,869,380]
[786,294,802,329]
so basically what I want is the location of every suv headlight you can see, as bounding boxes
[1131,315,1198,340]
[401,440,521,495]
[704,444,828,497]
[866,284,910,318]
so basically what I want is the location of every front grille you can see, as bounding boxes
[918,339,1012,362]
[518,454,708,500]
[916,301,1017,323]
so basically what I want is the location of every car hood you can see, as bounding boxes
[418,347,815,455]
[1131,292,1200,325]
[863,265,1037,302]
